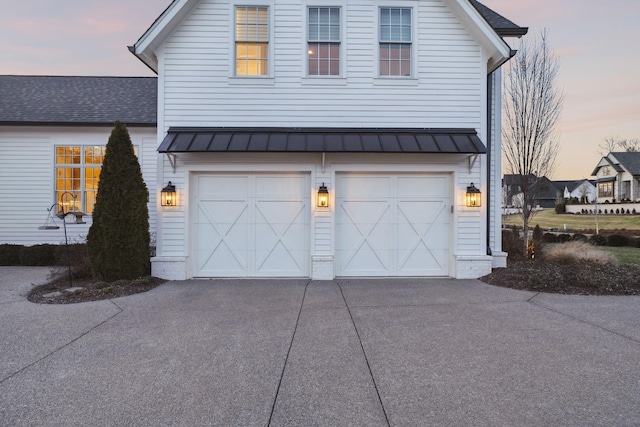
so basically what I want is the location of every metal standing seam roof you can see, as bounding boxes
[158,127,487,154]
[0,75,157,126]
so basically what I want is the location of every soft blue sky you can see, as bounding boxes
[1,0,638,180]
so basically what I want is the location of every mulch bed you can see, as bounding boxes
[26,258,640,304]
[480,259,640,295]
[28,274,166,304]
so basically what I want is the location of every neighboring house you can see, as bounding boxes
[130,0,527,280]
[501,174,594,209]
[502,174,557,208]
[556,179,596,204]
[0,76,158,246]
[592,152,640,203]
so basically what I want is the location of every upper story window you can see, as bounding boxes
[379,7,412,77]
[55,146,105,214]
[602,165,611,176]
[307,7,341,76]
[235,6,269,76]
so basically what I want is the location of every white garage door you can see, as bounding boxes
[193,174,310,277]
[336,174,450,276]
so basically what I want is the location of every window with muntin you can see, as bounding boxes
[308,7,341,76]
[235,6,269,76]
[379,7,412,77]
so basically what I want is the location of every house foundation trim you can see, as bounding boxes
[151,256,188,280]
[311,255,334,280]
[454,255,493,279]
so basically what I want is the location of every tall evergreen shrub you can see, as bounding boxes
[87,121,150,281]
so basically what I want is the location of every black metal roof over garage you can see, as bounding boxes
[158,128,487,154]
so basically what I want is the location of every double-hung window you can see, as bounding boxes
[55,146,105,214]
[379,7,412,77]
[308,7,341,76]
[235,6,269,76]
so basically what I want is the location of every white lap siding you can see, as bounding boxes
[0,126,157,246]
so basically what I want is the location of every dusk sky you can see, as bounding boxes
[2,0,638,180]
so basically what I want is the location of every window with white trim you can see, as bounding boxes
[379,7,412,77]
[307,7,341,76]
[55,146,105,214]
[235,6,269,76]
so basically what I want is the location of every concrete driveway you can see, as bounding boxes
[1,266,639,426]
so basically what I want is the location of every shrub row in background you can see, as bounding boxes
[540,232,640,248]
[0,244,88,266]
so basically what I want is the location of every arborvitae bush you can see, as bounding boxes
[87,121,150,281]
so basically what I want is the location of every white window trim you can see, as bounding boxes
[374,2,417,80]
[229,1,275,81]
[303,4,345,79]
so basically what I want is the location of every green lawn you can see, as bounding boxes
[503,208,640,231]
[600,246,640,265]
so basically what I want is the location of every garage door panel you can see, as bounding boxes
[337,174,449,277]
[338,244,390,275]
[193,174,309,277]
[195,200,249,276]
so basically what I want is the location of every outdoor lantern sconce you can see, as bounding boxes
[161,181,176,207]
[466,183,481,207]
[317,183,329,208]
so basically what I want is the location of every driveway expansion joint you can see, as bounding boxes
[267,280,312,426]
[528,296,640,345]
[0,301,124,385]
[336,281,391,427]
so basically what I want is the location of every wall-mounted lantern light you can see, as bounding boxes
[317,183,329,208]
[466,183,481,207]
[161,181,177,207]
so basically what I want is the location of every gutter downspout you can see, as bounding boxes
[486,49,518,257]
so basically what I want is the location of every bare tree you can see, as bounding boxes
[600,136,640,154]
[503,30,563,253]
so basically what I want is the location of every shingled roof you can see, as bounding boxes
[0,75,157,126]
[469,0,528,37]
[610,152,640,176]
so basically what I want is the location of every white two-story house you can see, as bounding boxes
[131,0,527,280]
[592,152,640,203]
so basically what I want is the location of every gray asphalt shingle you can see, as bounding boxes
[0,75,157,126]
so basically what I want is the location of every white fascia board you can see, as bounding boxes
[447,0,512,73]
[132,0,198,72]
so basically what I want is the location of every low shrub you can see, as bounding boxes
[0,244,21,266]
[589,234,608,246]
[502,229,525,260]
[608,234,630,247]
[19,244,56,266]
[544,241,616,265]
[571,233,588,242]
[542,233,558,243]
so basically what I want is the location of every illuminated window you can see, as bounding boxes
[235,6,269,76]
[598,182,613,197]
[55,146,104,214]
[55,145,137,214]
[379,8,411,77]
[308,7,340,76]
